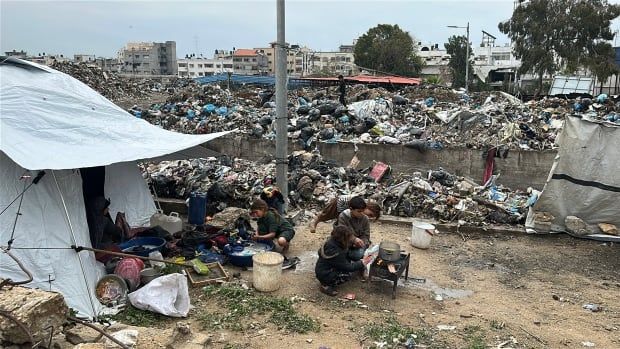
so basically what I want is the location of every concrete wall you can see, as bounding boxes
[206,136,557,191]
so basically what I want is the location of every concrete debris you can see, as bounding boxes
[565,216,590,236]
[0,286,68,345]
[146,151,530,226]
[598,223,618,235]
[105,329,138,348]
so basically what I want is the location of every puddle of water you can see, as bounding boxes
[402,277,473,299]
[294,250,318,274]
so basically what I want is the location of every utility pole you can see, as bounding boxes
[275,0,288,211]
[465,22,470,93]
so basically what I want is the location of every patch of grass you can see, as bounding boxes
[223,344,244,349]
[463,325,486,349]
[362,316,429,349]
[199,285,319,334]
[490,319,505,330]
[107,305,168,327]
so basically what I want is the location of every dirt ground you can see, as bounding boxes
[122,220,619,349]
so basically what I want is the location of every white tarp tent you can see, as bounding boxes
[526,115,620,239]
[0,58,231,318]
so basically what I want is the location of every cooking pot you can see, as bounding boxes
[379,241,401,262]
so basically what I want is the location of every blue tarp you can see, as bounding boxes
[194,74,311,87]
[615,47,620,67]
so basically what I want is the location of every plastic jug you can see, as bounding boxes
[188,192,207,225]
[150,209,166,228]
[161,212,182,234]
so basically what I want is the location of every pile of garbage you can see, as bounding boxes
[50,61,193,105]
[134,81,620,151]
[51,61,619,150]
[145,151,535,226]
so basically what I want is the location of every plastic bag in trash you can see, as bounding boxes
[128,273,190,317]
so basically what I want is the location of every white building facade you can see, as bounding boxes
[177,58,233,78]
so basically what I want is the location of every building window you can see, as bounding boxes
[189,64,194,68]
[198,72,204,76]
[267,52,272,56]
[190,72,195,76]
[243,58,249,62]
[224,64,233,68]
[206,64,213,68]
[198,64,203,68]
[179,63,187,67]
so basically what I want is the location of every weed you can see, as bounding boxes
[363,316,429,349]
[199,284,319,334]
[223,344,244,349]
[109,305,169,327]
[490,320,506,330]
[463,325,486,349]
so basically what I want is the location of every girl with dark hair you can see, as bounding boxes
[249,199,295,253]
[315,225,368,296]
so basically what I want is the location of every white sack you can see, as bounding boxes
[128,273,190,317]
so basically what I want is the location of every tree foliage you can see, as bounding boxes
[445,35,474,89]
[354,24,423,77]
[499,0,620,93]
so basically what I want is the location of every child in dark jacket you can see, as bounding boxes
[315,226,366,296]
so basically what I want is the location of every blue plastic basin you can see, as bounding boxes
[118,237,166,257]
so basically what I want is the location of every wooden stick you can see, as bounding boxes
[519,326,546,345]
[73,245,193,267]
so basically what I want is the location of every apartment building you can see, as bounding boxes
[232,49,269,75]
[305,44,358,77]
[417,35,520,86]
[118,41,177,76]
[177,57,233,78]
[74,54,96,63]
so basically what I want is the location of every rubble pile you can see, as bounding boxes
[145,151,533,226]
[51,61,619,150]
[50,61,193,105]
[135,82,619,151]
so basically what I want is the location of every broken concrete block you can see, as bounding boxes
[598,223,618,235]
[0,286,68,344]
[105,329,138,348]
[565,216,589,236]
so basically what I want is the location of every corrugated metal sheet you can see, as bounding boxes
[549,75,594,95]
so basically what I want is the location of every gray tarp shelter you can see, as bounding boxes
[0,58,230,318]
[526,115,620,241]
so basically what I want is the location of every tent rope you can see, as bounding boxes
[51,170,99,320]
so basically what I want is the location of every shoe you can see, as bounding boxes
[282,256,300,270]
[320,285,338,296]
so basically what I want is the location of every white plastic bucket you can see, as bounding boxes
[252,252,284,292]
[411,221,435,249]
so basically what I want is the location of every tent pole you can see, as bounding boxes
[51,171,98,320]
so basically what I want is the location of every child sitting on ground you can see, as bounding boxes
[315,225,371,296]
[249,198,295,254]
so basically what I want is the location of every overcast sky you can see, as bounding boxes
[1,0,619,58]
